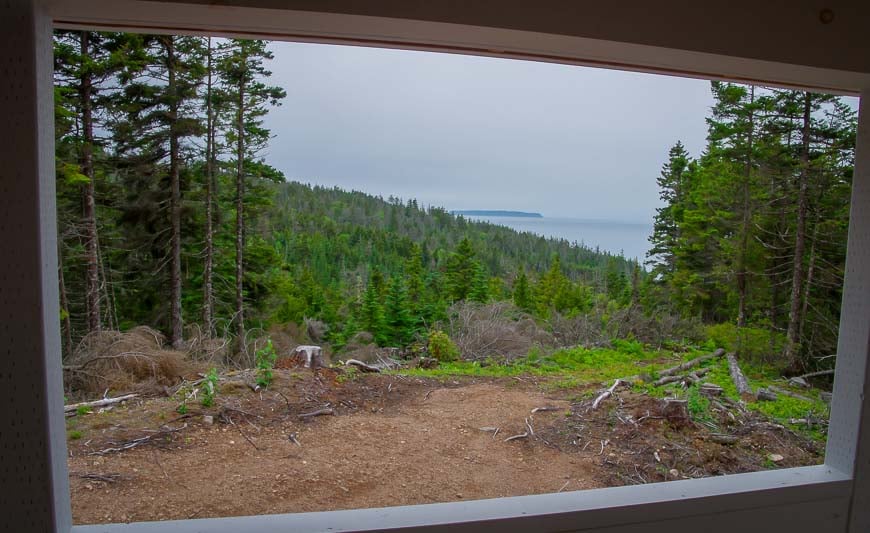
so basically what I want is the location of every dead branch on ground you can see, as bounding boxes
[89,423,187,455]
[298,408,335,419]
[766,385,813,403]
[64,393,138,413]
[344,359,381,373]
[592,379,624,409]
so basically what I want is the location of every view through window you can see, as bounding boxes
[53,31,858,525]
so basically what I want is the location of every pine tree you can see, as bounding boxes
[445,237,477,301]
[53,31,120,336]
[384,276,414,346]
[360,272,386,344]
[513,268,533,312]
[218,39,286,351]
[647,141,690,287]
[469,262,490,303]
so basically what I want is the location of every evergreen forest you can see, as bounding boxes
[54,31,856,376]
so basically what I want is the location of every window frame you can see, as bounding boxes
[13,1,870,531]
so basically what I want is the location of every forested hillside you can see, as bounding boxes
[54,30,855,375]
[53,30,637,361]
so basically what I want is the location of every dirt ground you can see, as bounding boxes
[67,371,823,524]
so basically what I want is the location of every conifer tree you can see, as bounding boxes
[218,39,286,350]
[512,268,533,312]
[384,276,414,346]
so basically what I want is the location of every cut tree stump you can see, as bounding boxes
[661,399,690,426]
[726,352,754,400]
[293,345,325,369]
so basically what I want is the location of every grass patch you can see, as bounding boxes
[398,342,705,386]
[396,342,830,443]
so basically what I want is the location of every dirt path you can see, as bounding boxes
[69,381,602,524]
[68,371,824,525]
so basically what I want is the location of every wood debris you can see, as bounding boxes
[64,394,138,413]
[726,352,754,399]
[658,348,725,378]
[592,379,624,410]
[298,408,335,419]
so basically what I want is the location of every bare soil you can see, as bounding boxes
[67,371,822,524]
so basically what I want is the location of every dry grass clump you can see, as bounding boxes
[446,302,554,362]
[64,326,196,396]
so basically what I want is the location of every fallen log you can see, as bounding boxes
[710,434,738,445]
[652,375,683,387]
[726,352,753,400]
[699,383,724,397]
[659,348,725,378]
[344,359,381,373]
[768,385,814,403]
[756,388,778,402]
[64,394,138,413]
[592,379,624,410]
[796,369,835,381]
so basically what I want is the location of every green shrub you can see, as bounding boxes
[427,330,459,362]
[76,405,92,416]
[706,323,784,363]
[256,339,278,387]
[686,386,712,422]
[337,366,359,383]
[201,367,219,407]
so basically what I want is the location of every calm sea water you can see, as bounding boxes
[467,216,653,261]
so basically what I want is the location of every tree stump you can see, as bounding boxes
[277,345,325,370]
[661,399,690,427]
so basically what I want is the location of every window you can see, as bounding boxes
[2,1,868,532]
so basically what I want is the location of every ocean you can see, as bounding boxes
[466,215,654,262]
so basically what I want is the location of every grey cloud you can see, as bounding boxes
[263,42,714,222]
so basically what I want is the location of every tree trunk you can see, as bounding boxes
[202,36,216,338]
[785,92,812,369]
[79,31,101,334]
[799,221,819,350]
[97,243,116,331]
[235,79,246,353]
[57,242,73,358]
[165,37,184,349]
[736,85,755,329]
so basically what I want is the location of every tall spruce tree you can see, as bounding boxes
[218,39,285,352]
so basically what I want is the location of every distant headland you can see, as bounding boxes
[452,210,543,218]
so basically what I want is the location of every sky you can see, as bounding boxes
[262,41,716,223]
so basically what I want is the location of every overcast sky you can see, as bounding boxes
[262,42,715,223]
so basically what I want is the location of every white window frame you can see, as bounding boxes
[2,1,868,531]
